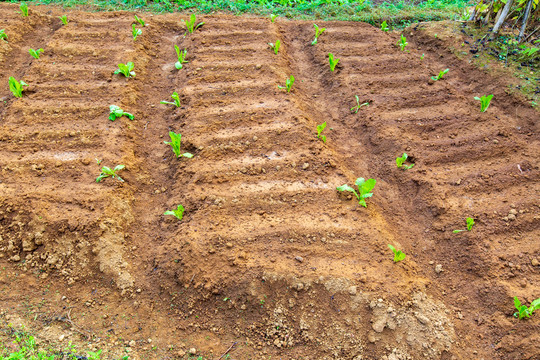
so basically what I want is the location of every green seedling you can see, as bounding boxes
[183,14,204,34]
[388,244,406,262]
[268,40,280,55]
[453,217,475,233]
[398,34,408,51]
[9,77,28,98]
[311,24,325,45]
[132,24,142,41]
[164,205,185,220]
[328,53,339,72]
[381,21,388,32]
[474,94,493,112]
[164,131,193,159]
[109,105,134,121]
[161,92,181,107]
[278,75,294,93]
[270,14,278,22]
[337,177,376,208]
[316,122,327,143]
[134,15,145,27]
[174,45,188,69]
[59,15,68,25]
[396,153,414,169]
[420,53,425,60]
[514,297,540,319]
[29,48,43,59]
[431,68,449,81]
[0,29,7,41]
[350,95,369,113]
[96,164,125,183]
[114,62,135,78]
[19,3,29,17]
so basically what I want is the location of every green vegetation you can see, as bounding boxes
[19,2,28,17]
[132,24,142,40]
[96,164,125,183]
[350,95,369,113]
[134,14,145,27]
[174,45,188,69]
[312,24,326,45]
[474,94,494,112]
[29,48,43,59]
[164,204,185,220]
[268,39,281,55]
[114,62,135,78]
[316,122,327,143]
[161,91,181,107]
[9,76,28,98]
[431,68,449,81]
[109,105,133,121]
[398,34,408,51]
[514,297,540,319]
[381,20,389,31]
[270,14,278,22]
[183,14,204,34]
[337,177,376,208]
[59,15,68,25]
[328,53,339,71]
[0,29,7,42]
[278,75,294,93]
[396,153,414,169]
[420,53,425,60]
[164,131,193,159]
[453,217,475,233]
[388,244,406,262]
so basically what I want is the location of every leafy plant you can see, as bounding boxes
[350,96,369,113]
[474,94,493,112]
[337,178,376,208]
[0,29,7,41]
[513,297,540,319]
[270,14,278,22]
[9,76,28,98]
[396,153,414,169]
[381,20,388,32]
[132,24,142,41]
[398,34,407,51]
[311,24,326,45]
[174,45,188,69]
[278,75,294,93]
[164,205,185,220]
[453,217,475,233]
[183,14,204,34]
[161,92,181,107]
[134,15,145,27]
[109,105,134,121]
[19,3,29,17]
[96,165,125,183]
[268,40,281,55]
[388,244,406,262]
[164,131,193,159]
[59,15,68,25]
[328,53,339,71]
[316,122,327,143]
[431,68,449,81]
[114,62,135,78]
[29,48,43,59]
[420,53,425,60]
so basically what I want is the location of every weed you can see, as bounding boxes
[278,75,295,93]
[398,34,407,51]
[96,165,125,183]
[351,95,369,113]
[381,20,388,31]
[514,297,540,319]
[164,205,185,220]
[164,131,193,159]
[109,105,134,121]
[19,3,29,17]
[9,77,28,98]
[132,24,142,41]
[114,62,135,78]
[388,244,406,262]
[0,29,7,41]
[328,53,340,71]
[174,45,188,69]
[312,24,326,45]
[134,15,145,27]
[268,39,281,55]
[431,68,449,81]
[183,14,204,34]
[453,217,475,233]
[59,15,68,25]
[474,94,493,112]
[396,153,414,169]
[29,48,43,59]
[317,122,327,143]
[161,92,181,107]
[270,14,278,22]
[337,177,376,207]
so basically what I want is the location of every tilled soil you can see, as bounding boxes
[0,4,539,359]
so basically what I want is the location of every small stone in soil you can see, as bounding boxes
[295,256,304,263]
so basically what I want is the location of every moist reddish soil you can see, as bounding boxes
[0,3,539,359]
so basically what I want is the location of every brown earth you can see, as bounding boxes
[0,3,539,359]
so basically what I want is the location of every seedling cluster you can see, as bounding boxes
[0,29,8,41]
[161,92,181,107]
[29,48,43,59]
[431,68,449,81]
[96,165,125,183]
[316,122,327,143]
[132,24,142,41]
[164,131,193,159]
[9,77,28,98]
[59,15,68,25]
[453,217,475,233]
[164,205,185,220]
[268,40,281,55]
[328,53,339,71]
[183,14,204,34]
[396,153,414,169]
[514,297,540,319]
[388,245,406,262]
[398,34,408,51]
[278,75,295,93]
[109,105,134,121]
[337,178,376,208]
[475,94,494,112]
[351,96,369,113]
[114,62,136,78]
[174,45,188,69]
[312,24,326,45]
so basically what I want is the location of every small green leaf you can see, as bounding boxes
[337,184,355,193]
[164,205,185,220]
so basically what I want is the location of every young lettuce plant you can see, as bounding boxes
[9,77,28,98]
[337,178,376,208]
[474,94,493,112]
[312,24,326,45]
[114,62,135,78]
[514,297,540,319]
[109,105,134,121]
[132,24,142,41]
[431,68,449,81]
[268,40,281,55]
[29,48,43,59]
[164,205,185,220]
[18,3,29,17]
[0,29,7,42]
[59,15,68,25]
[161,92,181,107]
[396,153,414,169]
[328,53,339,72]
[398,34,408,51]
[164,131,193,159]
[96,164,125,183]
[134,15,145,27]
[278,75,295,93]
[388,244,406,262]
[381,21,389,32]
[453,217,475,233]
[316,122,327,143]
[174,45,188,69]
[270,14,278,22]
[351,96,369,113]
[183,14,204,34]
